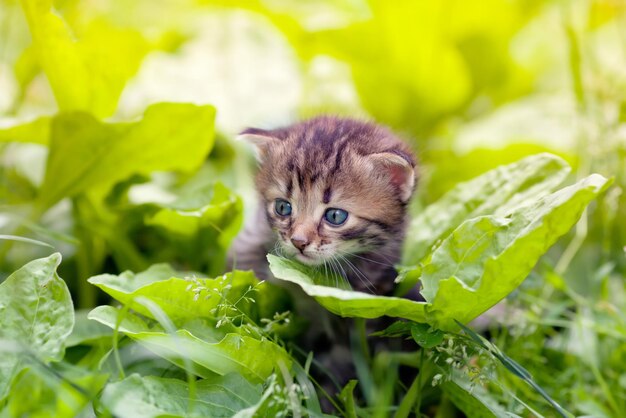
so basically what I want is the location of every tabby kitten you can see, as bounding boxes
[230,116,417,294]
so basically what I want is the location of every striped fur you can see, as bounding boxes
[230,116,417,294]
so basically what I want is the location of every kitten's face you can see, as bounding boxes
[262,159,399,264]
[243,117,416,266]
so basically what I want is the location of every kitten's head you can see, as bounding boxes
[241,116,417,266]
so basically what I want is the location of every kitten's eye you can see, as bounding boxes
[274,199,292,216]
[324,208,348,225]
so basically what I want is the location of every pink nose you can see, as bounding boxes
[291,237,309,252]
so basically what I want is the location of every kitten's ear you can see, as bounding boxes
[237,128,277,161]
[368,152,416,202]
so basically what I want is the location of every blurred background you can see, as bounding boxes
[1,0,625,415]
[2,1,625,196]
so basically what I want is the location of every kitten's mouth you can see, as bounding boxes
[295,253,318,265]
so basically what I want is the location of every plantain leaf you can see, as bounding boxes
[100,373,262,418]
[401,153,570,266]
[88,306,291,383]
[267,255,428,323]
[422,174,611,329]
[0,253,74,401]
[37,102,215,210]
[88,266,271,324]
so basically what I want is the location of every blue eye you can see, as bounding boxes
[275,199,292,216]
[324,208,348,225]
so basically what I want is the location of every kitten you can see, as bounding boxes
[230,116,417,294]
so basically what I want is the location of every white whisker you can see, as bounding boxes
[332,255,352,289]
[337,254,377,294]
[341,251,395,268]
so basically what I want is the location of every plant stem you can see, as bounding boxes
[415,348,425,416]
[355,318,371,365]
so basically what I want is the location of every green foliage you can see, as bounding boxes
[20,0,151,117]
[207,0,536,133]
[401,153,571,266]
[144,182,243,276]
[0,253,73,401]
[0,115,50,145]
[38,103,216,211]
[89,305,288,382]
[100,373,263,418]
[88,263,293,383]
[4,368,108,418]
[268,253,428,322]
[270,157,609,330]
[1,0,625,416]
[420,173,609,328]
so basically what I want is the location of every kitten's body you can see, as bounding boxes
[230,116,417,294]
[228,117,418,408]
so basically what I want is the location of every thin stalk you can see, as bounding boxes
[415,348,425,416]
[590,351,621,415]
[393,348,424,418]
[112,304,130,380]
[355,318,371,365]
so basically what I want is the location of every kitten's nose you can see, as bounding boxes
[291,236,310,252]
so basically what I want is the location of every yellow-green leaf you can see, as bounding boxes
[20,0,150,117]
[38,102,215,210]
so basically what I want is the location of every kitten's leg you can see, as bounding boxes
[227,203,275,279]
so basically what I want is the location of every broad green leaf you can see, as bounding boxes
[38,102,216,210]
[401,153,570,266]
[88,265,277,324]
[0,116,50,145]
[146,183,242,240]
[20,0,150,117]
[423,174,611,329]
[89,306,291,383]
[100,373,262,418]
[421,145,577,204]
[0,253,74,400]
[145,182,244,276]
[267,255,428,323]
[87,263,178,300]
[3,367,108,418]
[410,323,444,349]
